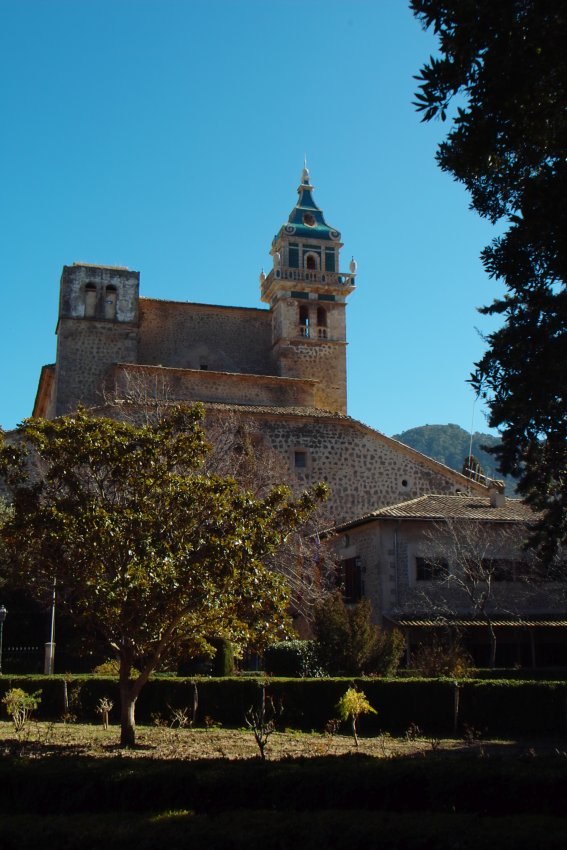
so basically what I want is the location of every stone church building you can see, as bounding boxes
[27,166,567,668]
[32,168,486,528]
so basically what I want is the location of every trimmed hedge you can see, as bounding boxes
[264,640,320,677]
[1,755,567,817]
[1,675,567,736]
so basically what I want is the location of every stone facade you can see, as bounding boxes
[137,300,275,376]
[253,412,473,525]
[32,169,488,528]
[328,495,567,667]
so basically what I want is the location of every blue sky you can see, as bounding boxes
[0,0,502,437]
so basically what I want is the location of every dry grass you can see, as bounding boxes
[0,720,556,761]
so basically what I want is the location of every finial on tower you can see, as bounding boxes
[301,153,310,185]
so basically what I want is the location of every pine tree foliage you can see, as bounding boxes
[411,1,567,560]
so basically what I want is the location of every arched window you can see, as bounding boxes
[299,305,309,337]
[317,306,328,338]
[85,283,97,318]
[305,253,318,271]
[104,285,118,320]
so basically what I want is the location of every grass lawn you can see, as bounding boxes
[1,722,567,848]
[1,719,563,760]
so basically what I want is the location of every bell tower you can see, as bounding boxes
[260,167,356,414]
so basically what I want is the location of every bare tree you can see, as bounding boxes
[100,377,337,626]
[202,409,337,625]
[411,518,543,668]
[101,366,177,426]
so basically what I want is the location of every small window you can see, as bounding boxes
[416,556,448,581]
[104,285,117,320]
[305,253,318,270]
[303,213,316,227]
[200,364,208,370]
[484,558,523,582]
[317,306,327,327]
[299,305,310,337]
[85,283,97,318]
[294,450,307,469]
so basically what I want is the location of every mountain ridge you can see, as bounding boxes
[392,423,518,494]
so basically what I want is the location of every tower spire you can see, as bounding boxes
[259,170,357,416]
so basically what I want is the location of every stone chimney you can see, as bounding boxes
[488,481,506,508]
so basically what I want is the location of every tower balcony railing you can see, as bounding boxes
[297,325,341,341]
[262,267,355,297]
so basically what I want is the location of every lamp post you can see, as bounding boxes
[44,579,56,675]
[0,605,7,675]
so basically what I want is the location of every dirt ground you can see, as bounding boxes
[0,720,562,761]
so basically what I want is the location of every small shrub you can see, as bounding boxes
[169,705,191,728]
[336,687,376,747]
[92,659,140,678]
[410,637,473,678]
[211,639,235,677]
[313,593,404,675]
[462,723,483,746]
[405,721,422,742]
[324,717,340,736]
[264,640,322,677]
[96,697,113,729]
[245,685,281,760]
[2,687,42,735]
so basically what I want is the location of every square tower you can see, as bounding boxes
[53,264,140,415]
[260,168,356,414]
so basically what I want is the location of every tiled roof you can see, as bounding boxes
[388,616,567,628]
[202,402,350,419]
[332,494,536,532]
[139,297,268,314]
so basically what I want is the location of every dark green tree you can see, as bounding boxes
[0,405,326,746]
[412,1,567,561]
[313,592,404,676]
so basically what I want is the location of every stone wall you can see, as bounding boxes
[138,299,275,376]
[327,516,565,627]
[389,520,564,616]
[333,526,388,622]
[54,320,138,415]
[274,339,347,414]
[59,265,139,323]
[110,364,318,409]
[227,411,473,526]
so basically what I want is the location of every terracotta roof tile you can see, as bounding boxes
[331,494,536,533]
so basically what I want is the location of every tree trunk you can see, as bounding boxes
[120,680,137,747]
[351,716,359,748]
[488,622,497,669]
[119,650,139,747]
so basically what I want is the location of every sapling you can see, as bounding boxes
[336,687,376,748]
[96,697,113,730]
[2,688,42,736]
[169,705,190,728]
[245,685,281,760]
